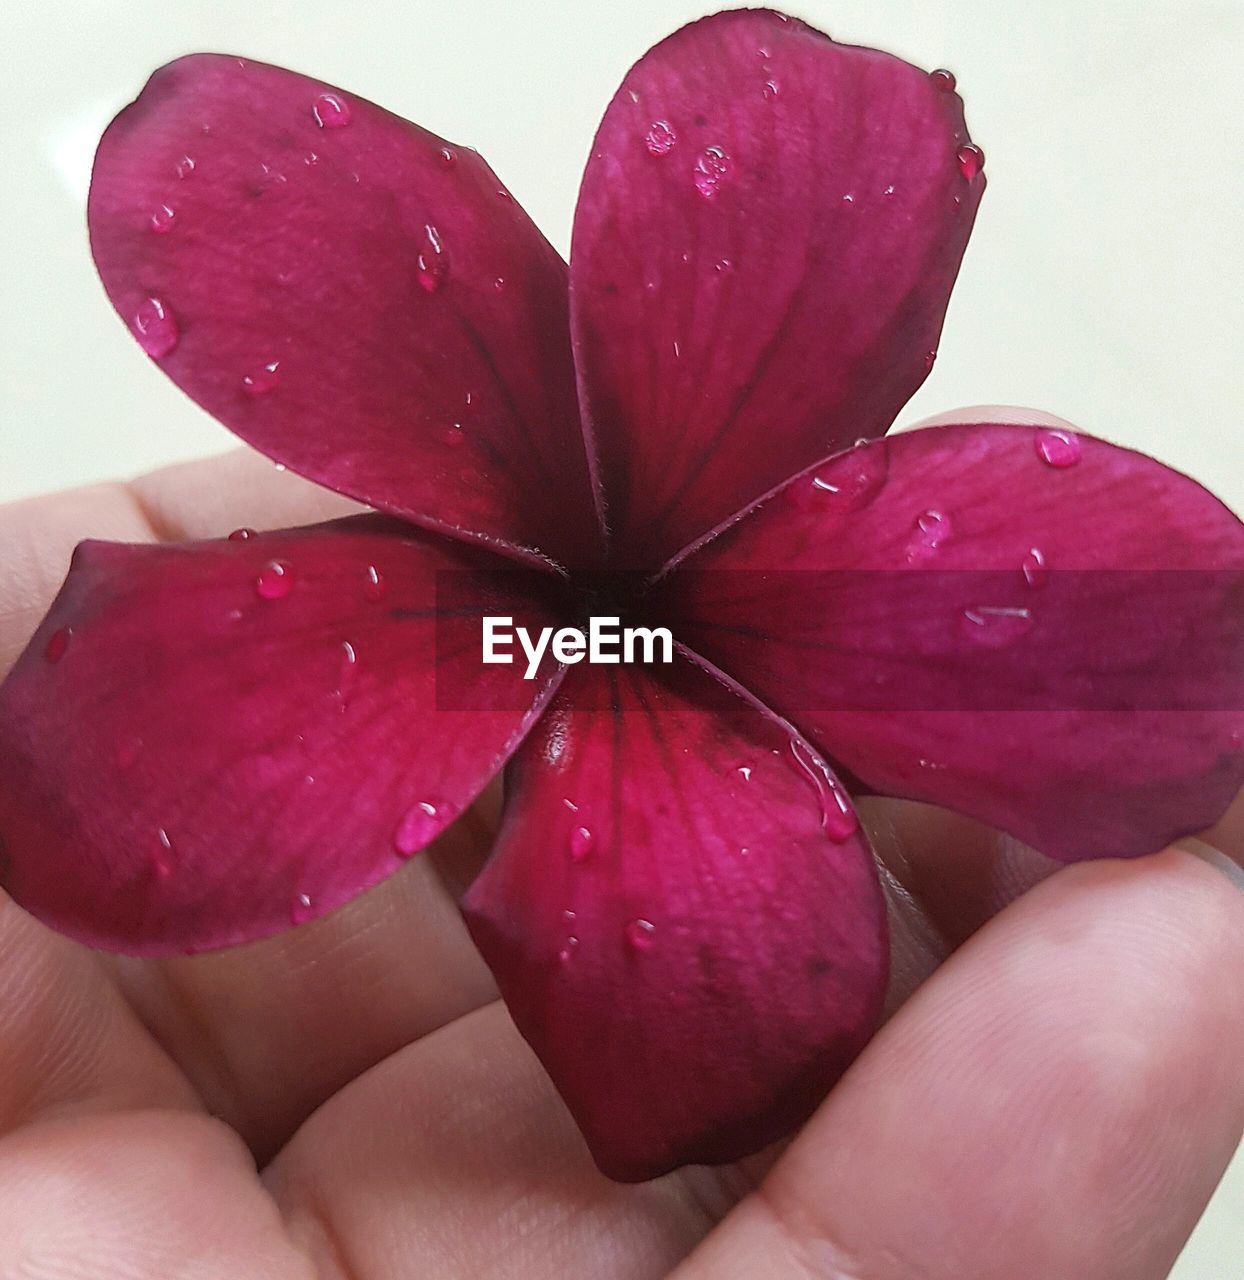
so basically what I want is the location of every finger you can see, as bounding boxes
[0,456,498,1158]
[0,1111,309,1279]
[0,889,198,1136]
[266,999,748,1279]
[674,849,1244,1280]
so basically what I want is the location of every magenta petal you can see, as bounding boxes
[89,55,602,569]
[463,657,887,1180]
[570,9,983,566]
[659,423,1244,861]
[0,518,562,954]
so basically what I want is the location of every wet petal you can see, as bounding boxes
[570,9,982,566]
[89,55,601,569]
[0,517,562,953]
[463,656,886,1180]
[659,422,1244,861]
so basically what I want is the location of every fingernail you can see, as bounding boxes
[1176,837,1244,890]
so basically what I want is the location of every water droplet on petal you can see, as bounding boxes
[789,739,858,841]
[493,276,506,291]
[1022,547,1049,588]
[153,828,174,879]
[336,640,358,707]
[290,892,314,924]
[132,297,179,358]
[255,560,293,599]
[799,442,890,512]
[45,627,71,664]
[645,120,676,156]
[312,92,351,129]
[956,142,985,179]
[924,349,938,372]
[242,361,280,396]
[363,564,385,600]
[905,509,952,563]
[625,918,657,951]
[694,146,731,199]
[228,527,255,542]
[761,79,779,101]
[438,145,457,168]
[150,204,176,233]
[842,192,856,204]
[735,763,753,782]
[416,224,448,292]
[715,258,734,274]
[558,935,580,964]
[175,154,196,179]
[960,605,1035,648]
[443,422,466,447]
[883,183,896,198]
[1034,428,1082,469]
[569,825,595,863]
[930,67,957,93]
[394,799,448,858]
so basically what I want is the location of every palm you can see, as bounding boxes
[1,443,1240,1280]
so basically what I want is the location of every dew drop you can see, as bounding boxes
[842,192,856,204]
[645,120,677,156]
[443,422,466,447]
[761,79,779,101]
[150,204,176,233]
[438,145,457,168]
[290,892,314,924]
[568,825,595,863]
[312,92,351,129]
[336,640,358,706]
[255,560,293,600]
[558,935,580,964]
[714,258,733,274]
[625,918,657,951]
[493,276,506,291]
[394,799,447,858]
[960,605,1035,648]
[45,627,71,664]
[304,151,319,166]
[800,442,890,512]
[416,223,448,292]
[956,142,985,180]
[930,68,957,93]
[242,360,280,396]
[789,739,858,841]
[1021,547,1049,588]
[694,146,731,199]
[924,349,938,372]
[363,564,385,600]
[883,183,896,198]
[132,297,179,358]
[735,763,753,782]
[1034,428,1082,469]
[175,154,196,179]
[228,527,255,542]
[905,508,952,562]
[153,827,174,879]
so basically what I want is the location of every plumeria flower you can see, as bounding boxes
[1,7,1241,1184]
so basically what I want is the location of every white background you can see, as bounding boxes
[0,1,1239,1271]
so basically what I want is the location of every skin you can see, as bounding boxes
[0,409,1240,1279]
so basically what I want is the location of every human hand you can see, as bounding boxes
[0,441,1240,1280]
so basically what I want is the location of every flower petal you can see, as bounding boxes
[0,517,562,954]
[462,656,887,1181]
[570,9,983,566]
[658,422,1244,861]
[89,55,602,569]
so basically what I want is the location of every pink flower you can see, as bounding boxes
[1,10,1241,1181]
